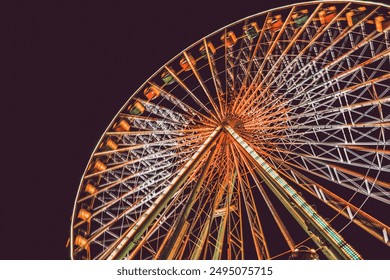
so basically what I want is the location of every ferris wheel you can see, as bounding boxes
[70,0,390,260]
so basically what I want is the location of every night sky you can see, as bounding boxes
[3,0,389,260]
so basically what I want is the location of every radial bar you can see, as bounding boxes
[156,144,220,259]
[225,125,362,260]
[212,170,236,260]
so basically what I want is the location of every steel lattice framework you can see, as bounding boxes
[70,1,390,260]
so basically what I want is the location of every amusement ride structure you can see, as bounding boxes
[70,1,390,259]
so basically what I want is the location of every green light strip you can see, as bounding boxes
[226,126,361,260]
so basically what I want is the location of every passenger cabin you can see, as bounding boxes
[128,101,145,115]
[267,15,283,32]
[375,13,390,32]
[91,160,107,172]
[161,68,175,85]
[77,209,92,222]
[346,7,367,27]
[199,42,216,58]
[221,31,237,48]
[180,54,196,71]
[292,9,309,27]
[99,139,118,151]
[144,86,160,101]
[243,22,260,40]
[318,6,337,25]
[84,183,97,195]
[113,119,130,132]
[74,235,89,249]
